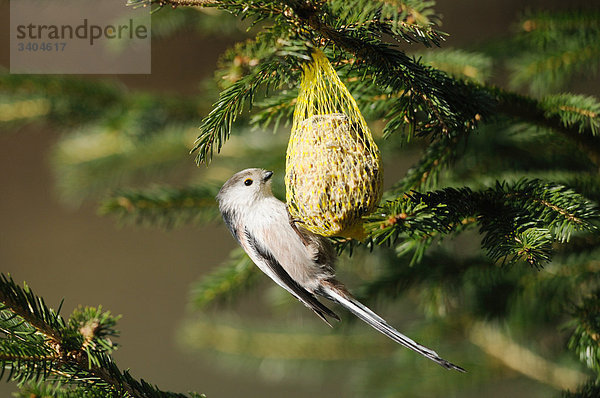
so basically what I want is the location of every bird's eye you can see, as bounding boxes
[244,178,253,186]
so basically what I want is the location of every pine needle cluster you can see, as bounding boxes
[0,275,204,397]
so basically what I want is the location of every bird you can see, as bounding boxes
[216,168,465,372]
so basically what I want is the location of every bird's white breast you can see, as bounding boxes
[244,197,324,292]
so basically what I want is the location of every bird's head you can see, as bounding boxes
[216,168,274,211]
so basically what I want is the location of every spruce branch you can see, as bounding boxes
[518,9,600,39]
[53,125,196,203]
[282,0,488,137]
[190,248,260,308]
[510,10,600,95]
[541,94,600,136]
[128,0,285,25]
[0,274,201,398]
[361,180,599,267]
[503,179,599,242]
[100,184,221,228]
[562,382,600,398]
[568,291,600,375]
[191,53,300,163]
[414,49,493,83]
[0,275,65,342]
[326,0,446,47]
[0,75,122,127]
[493,90,600,168]
[250,90,297,131]
[15,382,122,398]
[510,44,600,95]
[389,136,461,193]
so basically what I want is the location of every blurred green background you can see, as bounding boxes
[1,0,598,397]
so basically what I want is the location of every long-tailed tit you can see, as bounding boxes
[217,168,465,371]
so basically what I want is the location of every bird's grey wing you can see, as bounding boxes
[288,214,337,270]
[241,228,340,325]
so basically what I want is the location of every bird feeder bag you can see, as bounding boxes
[285,50,383,239]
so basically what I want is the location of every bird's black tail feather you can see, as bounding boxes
[319,282,466,372]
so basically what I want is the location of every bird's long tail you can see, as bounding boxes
[318,281,465,372]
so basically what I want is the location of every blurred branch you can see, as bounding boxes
[190,248,260,308]
[100,184,221,228]
[494,91,600,168]
[179,317,392,361]
[469,322,587,390]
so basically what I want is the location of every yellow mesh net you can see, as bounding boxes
[285,50,383,240]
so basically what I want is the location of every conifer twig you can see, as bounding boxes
[494,91,600,168]
[0,274,199,398]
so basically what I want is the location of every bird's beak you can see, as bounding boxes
[263,170,274,182]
